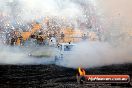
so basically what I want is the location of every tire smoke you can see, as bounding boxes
[0,0,131,68]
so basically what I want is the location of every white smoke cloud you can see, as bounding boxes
[0,0,85,65]
[0,45,56,64]
[0,0,83,22]
[60,41,132,68]
[0,0,131,68]
[59,0,132,68]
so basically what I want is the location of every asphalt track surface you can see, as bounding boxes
[0,63,132,88]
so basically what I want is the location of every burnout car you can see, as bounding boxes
[55,43,76,62]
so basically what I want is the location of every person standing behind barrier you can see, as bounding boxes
[61,32,65,42]
[82,34,87,41]
[10,36,16,46]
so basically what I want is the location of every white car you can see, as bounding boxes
[55,43,76,62]
[28,43,76,64]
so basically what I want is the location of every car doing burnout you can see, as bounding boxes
[55,43,76,62]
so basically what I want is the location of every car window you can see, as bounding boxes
[58,45,62,50]
[64,45,74,51]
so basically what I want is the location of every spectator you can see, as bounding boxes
[61,32,65,39]
[10,37,16,46]
[61,32,65,42]
[82,34,87,41]
[36,36,44,45]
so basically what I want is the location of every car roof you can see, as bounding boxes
[59,43,75,45]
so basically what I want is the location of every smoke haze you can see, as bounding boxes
[0,0,131,68]
[60,0,132,68]
[60,41,132,68]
